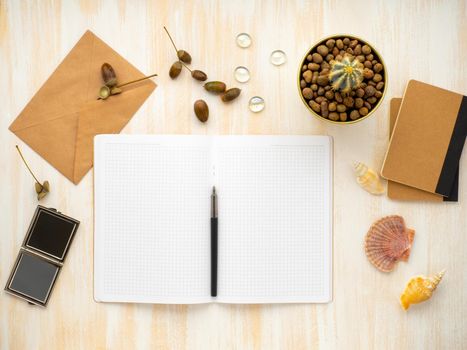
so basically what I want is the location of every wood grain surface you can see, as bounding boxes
[1,1,466,349]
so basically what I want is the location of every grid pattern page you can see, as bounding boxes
[215,136,332,303]
[94,135,212,304]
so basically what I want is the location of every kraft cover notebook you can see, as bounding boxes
[94,135,333,304]
[382,80,467,197]
[387,98,459,202]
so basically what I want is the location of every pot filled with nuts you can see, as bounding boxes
[298,35,387,124]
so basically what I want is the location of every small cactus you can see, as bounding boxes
[328,55,363,93]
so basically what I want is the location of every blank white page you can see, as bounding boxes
[94,135,212,304]
[214,136,332,303]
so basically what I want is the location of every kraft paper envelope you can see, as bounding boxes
[9,30,156,184]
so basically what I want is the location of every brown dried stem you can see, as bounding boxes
[179,61,193,73]
[163,26,179,53]
[117,74,158,88]
[15,145,41,186]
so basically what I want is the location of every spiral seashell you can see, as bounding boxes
[400,270,445,310]
[353,161,385,195]
[364,215,415,272]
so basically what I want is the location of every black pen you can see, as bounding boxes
[210,186,218,297]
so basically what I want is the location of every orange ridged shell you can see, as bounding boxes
[364,215,415,272]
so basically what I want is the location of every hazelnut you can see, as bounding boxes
[326,39,336,48]
[362,45,372,55]
[373,74,383,82]
[374,63,383,73]
[343,97,355,108]
[303,70,312,83]
[363,68,374,80]
[302,88,313,99]
[350,110,360,120]
[336,104,347,112]
[321,101,329,118]
[317,45,329,56]
[364,85,376,97]
[317,75,329,86]
[325,90,334,100]
[335,92,343,103]
[367,97,377,104]
[309,101,321,113]
[359,107,369,116]
[354,44,362,55]
[312,53,323,63]
[355,98,364,109]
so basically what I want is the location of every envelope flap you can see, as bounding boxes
[72,81,156,183]
[81,31,153,102]
[14,112,79,180]
[10,30,152,132]
[9,31,96,132]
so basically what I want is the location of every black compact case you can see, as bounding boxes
[4,206,79,306]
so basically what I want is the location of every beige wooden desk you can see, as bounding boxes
[1,0,466,349]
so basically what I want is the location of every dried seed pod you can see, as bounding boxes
[204,81,226,93]
[191,70,208,81]
[221,88,241,102]
[36,181,50,200]
[194,99,209,122]
[110,87,122,95]
[98,86,111,100]
[177,50,192,64]
[101,63,118,87]
[169,61,182,79]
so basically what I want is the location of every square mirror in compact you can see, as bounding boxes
[4,206,79,306]
[24,206,79,261]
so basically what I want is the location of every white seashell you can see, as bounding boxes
[353,161,385,195]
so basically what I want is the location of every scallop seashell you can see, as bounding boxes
[353,161,385,195]
[400,270,445,310]
[364,215,415,272]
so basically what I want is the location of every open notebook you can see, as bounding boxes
[94,135,333,304]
